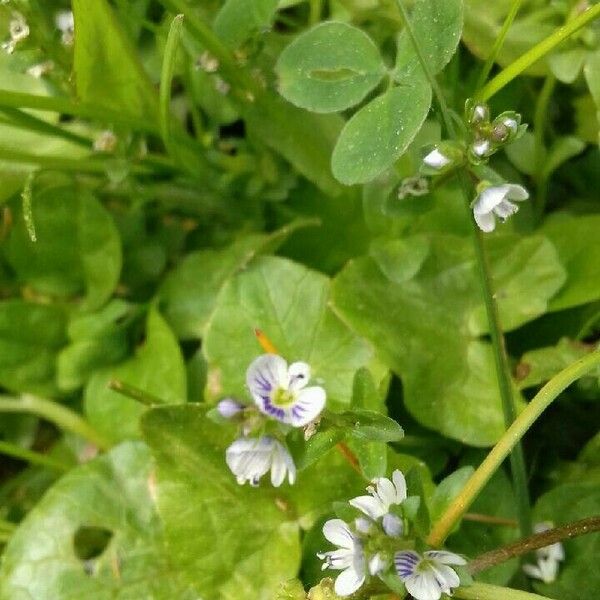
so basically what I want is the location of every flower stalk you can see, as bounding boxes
[427,350,600,546]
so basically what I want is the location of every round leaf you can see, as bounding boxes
[276,21,386,113]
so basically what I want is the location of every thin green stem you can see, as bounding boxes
[533,74,557,218]
[397,0,531,539]
[427,350,600,546]
[0,395,111,451]
[309,0,323,25]
[479,3,600,101]
[0,440,70,472]
[469,516,600,574]
[455,582,552,600]
[108,380,167,407]
[475,0,525,91]
[160,14,185,160]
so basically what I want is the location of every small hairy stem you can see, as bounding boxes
[0,395,111,451]
[479,3,600,101]
[427,350,600,546]
[0,440,69,472]
[397,0,532,538]
[108,380,167,407]
[469,516,600,574]
[455,582,553,600]
[475,0,525,91]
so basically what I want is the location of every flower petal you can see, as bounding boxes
[288,361,311,391]
[318,548,354,570]
[404,572,442,600]
[523,563,544,580]
[374,476,397,508]
[429,563,460,592]
[382,513,403,537]
[394,550,421,579]
[322,519,355,549]
[425,550,467,566]
[474,209,496,233]
[505,184,529,201]
[369,553,386,575]
[225,437,272,485]
[288,386,326,426]
[473,185,510,215]
[423,149,450,170]
[392,469,407,503]
[349,495,387,519]
[246,353,287,401]
[493,199,519,220]
[334,564,366,597]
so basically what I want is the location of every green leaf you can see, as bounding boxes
[542,136,586,180]
[515,338,591,390]
[203,255,377,405]
[370,235,430,284]
[548,47,587,84]
[0,442,198,599]
[214,0,279,48]
[159,221,315,339]
[428,465,474,523]
[334,409,404,443]
[72,0,158,119]
[331,235,526,446]
[84,308,186,443]
[530,481,600,599]
[331,81,432,185]
[543,213,600,311]
[395,0,464,81]
[141,404,363,599]
[8,186,122,311]
[276,579,306,599]
[0,300,67,396]
[243,93,344,196]
[276,22,386,113]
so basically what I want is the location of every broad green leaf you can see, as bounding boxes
[8,186,122,311]
[84,308,186,443]
[542,136,586,179]
[203,255,377,405]
[276,22,386,113]
[159,221,315,339]
[331,81,432,185]
[0,442,198,599]
[428,465,474,523]
[276,579,306,599]
[548,47,587,84]
[141,404,363,599]
[515,338,591,390]
[0,300,67,396]
[370,235,430,284]
[243,92,344,196]
[72,0,158,119]
[333,409,404,442]
[543,213,600,311]
[214,0,279,48]
[394,0,464,81]
[331,235,523,446]
[530,481,600,599]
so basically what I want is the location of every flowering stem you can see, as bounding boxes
[0,395,111,451]
[455,582,552,600]
[108,380,167,407]
[478,3,600,101]
[397,0,532,539]
[469,516,600,574]
[0,440,70,472]
[475,0,525,92]
[427,349,600,546]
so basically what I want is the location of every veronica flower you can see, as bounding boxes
[55,10,74,45]
[523,522,565,583]
[246,354,326,427]
[225,436,296,487]
[349,469,406,537]
[317,519,366,596]
[395,550,466,600]
[472,183,529,233]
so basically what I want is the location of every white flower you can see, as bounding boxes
[55,10,74,45]
[349,469,406,537]
[395,550,466,600]
[317,519,366,596]
[523,522,565,584]
[471,138,491,158]
[423,148,451,170]
[472,183,529,233]
[246,354,326,427]
[225,436,296,487]
[9,16,29,42]
[368,552,387,575]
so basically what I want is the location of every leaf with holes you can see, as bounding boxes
[276,21,386,113]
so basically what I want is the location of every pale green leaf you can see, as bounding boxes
[276,22,385,113]
[214,0,279,48]
[331,81,432,185]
